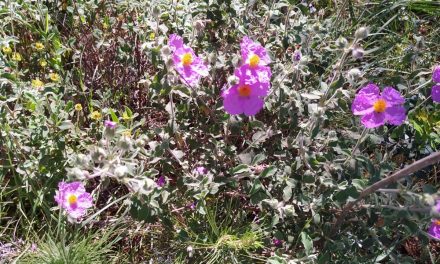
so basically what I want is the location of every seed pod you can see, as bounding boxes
[355,27,369,40]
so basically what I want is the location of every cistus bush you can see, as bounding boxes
[1,0,440,263]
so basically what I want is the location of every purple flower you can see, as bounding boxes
[54,181,93,219]
[156,175,166,187]
[433,65,440,84]
[104,120,117,129]
[168,34,209,87]
[428,220,440,239]
[432,84,440,103]
[240,36,271,69]
[351,83,406,128]
[195,166,207,175]
[435,200,440,213]
[222,66,270,116]
[273,238,282,247]
[293,50,302,62]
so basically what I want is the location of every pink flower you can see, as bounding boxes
[351,83,406,128]
[240,36,271,69]
[54,181,93,219]
[433,65,440,84]
[104,120,117,129]
[168,34,209,87]
[222,65,270,116]
[428,220,440,239]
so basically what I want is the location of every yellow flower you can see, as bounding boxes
[31,79,44,89]
[35,42,45,51]
[122,130,131,138]
[12,52,22,62]
[102,22,109,30]
[39,59,47,67]
[122,112,132,121]
[49,73,60,82]
[74,103,83,111]
[149,32,155,40]
[90,111,102,120]
[2,45,12,54]
[416,110,429,123]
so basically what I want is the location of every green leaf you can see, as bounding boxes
[58,120,74,130]
[300,231,313,255]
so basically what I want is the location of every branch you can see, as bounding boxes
[332,151,440,235]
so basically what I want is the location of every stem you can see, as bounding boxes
[332,151,440,235]
[343,127,368,165]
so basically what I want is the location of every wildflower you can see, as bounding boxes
[54,181,93,219]
[122,129,131,138]
[39,59,47,67]
[149,32,155,40]
[194,166,207,175]
[2,45,12,54]
[168,34,209,87]
[432,85,440,103]
[293,49,302,62]
[240,36,271,69]
[74,103,83,111]
[90,111,102,120]
[31,79,44,89]
[273,238,282,247]
[428,220,440,239]
[122,112,132,121]
[104,120,117,129]
[11,52,22,62]
[433,65,440,83]
[156,175,166,187]
[35,42,45,51]
[222,65,270,116]
[351,83,406,128]
[49,73,60,82]
[352,47,364,59]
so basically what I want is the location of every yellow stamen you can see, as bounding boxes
[237,85,252,97]
[68,194,78,205]
[249,54,260,68]
[373,99,387,113]
[181,53,193,66]
[436,220,440,226]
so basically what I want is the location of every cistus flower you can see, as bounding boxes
[194,166,207,175]
[54,181,93,219]
[240,36,271,69]
[428,220,440,239]
[222,65,270,116]
[168,34,209,87]
[351,83,406,128]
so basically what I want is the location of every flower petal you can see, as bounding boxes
[169,34,184,51]
[222,86,243,115]
[358,83,380,96]
[432,84,440,103]
[361,112,386,128]
[351,94,375,115]
[433,66,440,84]
[382,87,405,106]
[385,105,406,125]
[242,96,264,116]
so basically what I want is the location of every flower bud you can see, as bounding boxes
[152,6,160,17]
[352,47,364,59]
[347,68,361,80]
[335,37,348,49]
[91,147,107,163]
[355,27,369,40]
[193,20,205,32]
[114,165,129,178]
[293,50,302,62]
[104,120,117,138]
[227,75,239,86]
[312,22,320,32]
[118,136,132,151]
[165,57,174,68]
[161,45,171,56]
[187,245,194,258]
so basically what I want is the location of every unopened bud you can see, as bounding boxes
[336,37,348,49]
[91,147,106,163]
[152,6,160,17]
[352,47,364,59]
[161,45,171,56]
[193,20,205,32]
[227,75,239,85]
[114,165,129,178]
[118,136,132,150]
[347,68,361,80]
[355,27,369,40]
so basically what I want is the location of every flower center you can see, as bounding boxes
[68,194,78,205]
[249,54,260,68]
[237,85,252,97]
[436,220,440,226]
[181,53,193,66]
[373,99,387,113]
